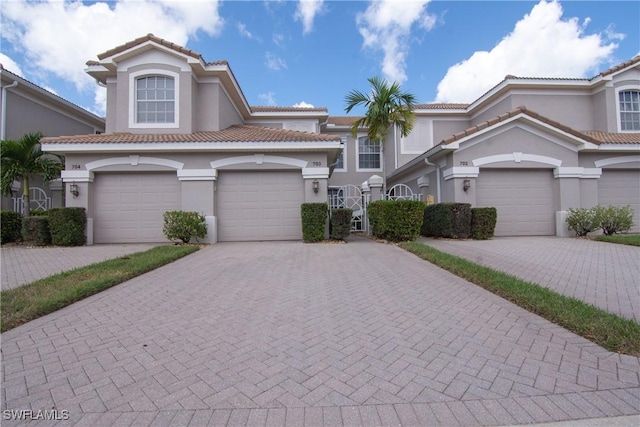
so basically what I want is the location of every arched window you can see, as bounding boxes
[619,89,640,131]
[136,76,175,124]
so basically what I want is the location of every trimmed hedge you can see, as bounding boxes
[471,207,497,240]
[422,203,472,238]
[48,207,86,246]
[367,200,424,242]
[22,216,51,246]
[163,211,207,243]
[1,211,22,243]
[301,203,327,242]
[330,208,352,240]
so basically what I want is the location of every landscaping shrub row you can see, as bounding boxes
[368,200,424,242]
[1,208,87,246]
[301,203,327,242]
[330,208,352,240]
[566,205,634,236]
[422,203,497,240]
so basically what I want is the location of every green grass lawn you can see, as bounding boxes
[593,234,640,247]
[400,241,640,357]
[1,245,199,332]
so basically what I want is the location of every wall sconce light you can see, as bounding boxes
[312,179,320,194]
[463,179,471,192]
[70,183,79,198]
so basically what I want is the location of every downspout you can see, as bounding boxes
[393,124,398,170]
[1,79,18,140]
[424,158,441,203]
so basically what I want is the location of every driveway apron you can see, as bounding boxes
[1,239,639,426]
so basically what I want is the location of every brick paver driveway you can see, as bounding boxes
[1,239,639,426]
[419,237,640,322]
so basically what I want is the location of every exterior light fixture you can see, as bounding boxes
[463,179,471,192]
[312,179,319,194]
[70,183,79,198]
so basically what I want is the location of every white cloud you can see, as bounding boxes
[265,52,287,71]
[293,101,314,108]
[237,22,262,42]
[435,0,620,103]
[272,33,285,48]
[294,0,324,34]
[258,91,276,106]
[0,53,24,76]
[0,0,224,115]
[356,0,435,85]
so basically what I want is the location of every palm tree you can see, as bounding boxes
[344,76,417,195]
[1,132,63,217]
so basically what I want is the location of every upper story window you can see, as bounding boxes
[334,135,347,171]
[136,76,175,124]
[357,136,381,171]
[619,89,640,131]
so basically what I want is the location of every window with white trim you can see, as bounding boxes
[334,135,347,171]
[619,89,640,131]
[357,136,381,170]
[136,76,175,124]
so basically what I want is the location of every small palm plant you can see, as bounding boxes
[344,76,417,194]
[1,132,63,217]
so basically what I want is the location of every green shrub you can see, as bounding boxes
[367,200,424,242]
[594,205,634,235]
[566,207,599,237]
[301,203,327,242]
[330,208,352,240]
[29,209,48,216]
[48,207,86,246]
[163,211,207,243]
[1,211,22,243]
[471,207,497,240]
[422,203,472,238]
[21,216,51,246]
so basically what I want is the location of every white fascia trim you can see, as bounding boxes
[302,168,330,179]
[86,155,184,171]
[594,155,640,168]
[210,154,308,169]
[472,152,563,167]
[554,167,602,179]
[42,141,341,153]
[61,170,94,182]
[177,169,218,181]
[597,144,640,151]
[250,111,328,119]
[442,167,480,181]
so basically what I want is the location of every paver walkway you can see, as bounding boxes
[1,239,639,426]
[418,237,640,322]
[1,244,159,290]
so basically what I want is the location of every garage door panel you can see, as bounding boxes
[217,171,303,241]
[598,170,640,233]
[94,173,180,243]
[477,169,555,236]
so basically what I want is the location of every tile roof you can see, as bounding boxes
[326,116,363,126]
[251,106,328,113]
[581,131,640,144]
[41,125,341,144]
[414,103,469,110]
[599,56,640,77]
[96,34,205,62]
[439,106,639,146]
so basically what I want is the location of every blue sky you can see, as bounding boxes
[1,0,638,118]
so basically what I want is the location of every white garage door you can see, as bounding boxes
[476,169,555,236]
[598,169,640,233]
[94,173,180,243]
[217,171,303,241]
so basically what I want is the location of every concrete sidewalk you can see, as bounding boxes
[1,243,159,290]
[418,236,640,322]
[2,239,638,426]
